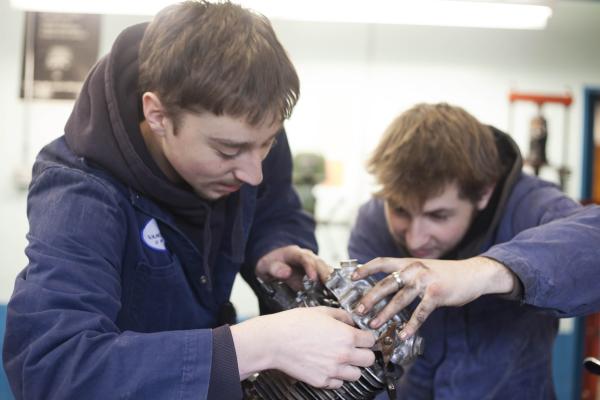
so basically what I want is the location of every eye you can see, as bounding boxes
[217,149,240,160]
[430,213,449,222]
[392,207,409,217]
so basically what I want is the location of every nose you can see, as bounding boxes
[405,218,429,250]
[233,151,263,186]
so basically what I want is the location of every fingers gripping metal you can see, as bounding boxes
[243,259,424,400]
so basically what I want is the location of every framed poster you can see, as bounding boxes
[20,12,100,100]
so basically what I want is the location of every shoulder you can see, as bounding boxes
[356,197,385,223]
[28,141,132,246]
[27,148,134,269]
[28,163,129,229]
[509,173,558,198]
[31,137,129,206]
[497,172,580,237]
[506,173,578,212]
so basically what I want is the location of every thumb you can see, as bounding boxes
[320,307,355,326]
[268,261,292,280]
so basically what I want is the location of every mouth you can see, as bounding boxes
[409,248,433,258]
[216,182,242,194]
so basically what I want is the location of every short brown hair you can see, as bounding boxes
[368,103,502,208]
[138,1,299,127]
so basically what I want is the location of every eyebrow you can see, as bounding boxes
[423,208,454,215]
[209,129,282,150]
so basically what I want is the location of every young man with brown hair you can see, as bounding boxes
[2,2,375,399]
[348,103,583,398]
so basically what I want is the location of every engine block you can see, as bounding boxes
[242,259,423,400]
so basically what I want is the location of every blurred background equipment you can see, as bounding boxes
[528,114,549,176]
[508,90,573,190]
[584,357,600,376]
[292,152,325,215]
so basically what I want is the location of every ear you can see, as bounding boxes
[142,92,168,137]
[476,184,496,210]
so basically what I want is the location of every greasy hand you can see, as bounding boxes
[352,256,514,340]
[266,307,376,389]
[256,245,333,290]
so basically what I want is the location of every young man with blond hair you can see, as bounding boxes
[2,2,374,398]
[349,103,583,399]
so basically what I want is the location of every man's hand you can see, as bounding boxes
[352,256,516,340]
[231,306,376,389]
[256,245,332,290]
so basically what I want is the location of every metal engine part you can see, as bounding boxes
[242,259,424,400]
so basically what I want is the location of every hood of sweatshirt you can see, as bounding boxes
[448,126,523,259]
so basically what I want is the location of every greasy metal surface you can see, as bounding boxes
[242,260,424,400]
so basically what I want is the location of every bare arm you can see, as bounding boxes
[230,307,375,389]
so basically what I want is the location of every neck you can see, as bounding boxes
[139,120,183,184]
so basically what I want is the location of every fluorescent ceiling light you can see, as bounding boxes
[10,0,170,16]
[10,0,553,30]
[246,0,553,30]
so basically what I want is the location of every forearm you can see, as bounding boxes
[230,315,275,380]
[472,256,522,300]
[482,205,600,316]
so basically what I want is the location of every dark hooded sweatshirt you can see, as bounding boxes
[3,23,317,399]
[349,129,581,399]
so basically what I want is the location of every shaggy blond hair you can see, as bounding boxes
[369,103,502,209]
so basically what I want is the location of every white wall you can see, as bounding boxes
[1,1,600,319]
